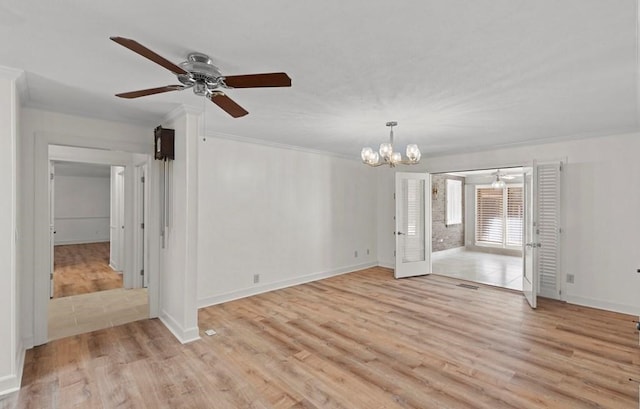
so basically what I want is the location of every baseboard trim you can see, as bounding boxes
[159,310,200,344]
[54,239,110,245]
[565,295,639,316]
[378,261,394,269]
[197,262,377,309]
[0,346,26,397]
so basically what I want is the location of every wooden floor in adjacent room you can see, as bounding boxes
[53,242,123,298]
[4,267,639,408]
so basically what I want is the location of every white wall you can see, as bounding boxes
[54,174,110,245]
[0,67,22,396]
[377,133,640,315]
[196,137,378,307]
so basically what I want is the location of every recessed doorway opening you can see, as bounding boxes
[430,167,524,291]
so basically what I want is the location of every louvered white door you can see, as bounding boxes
[395,172,431,278]
[536,162,562,299]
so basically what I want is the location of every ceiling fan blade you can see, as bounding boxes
[110,36,188,75]
[116,85,187,99]
[223,72,291,88]
[210,92,249,118]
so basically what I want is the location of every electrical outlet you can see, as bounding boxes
[354,250,358,258]
[566,274,574,284]
[253,274,260,284]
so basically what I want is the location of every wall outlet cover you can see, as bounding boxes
[566,274,575,284]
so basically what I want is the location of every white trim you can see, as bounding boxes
[55,238,111,245]
[0,344,24,397]
[565,295,639,316]
[198,262,377,309]
[164,104,202,124]
[206,131,355,161]
[0,66,23,80]
[378,261,394,270]
[159,310,201,344]
[32,132,157,346]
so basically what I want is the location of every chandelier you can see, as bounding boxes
[360,121,421,167]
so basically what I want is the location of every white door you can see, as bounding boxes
[395,172,431,278]
[49,161,55,298]
[522,166,538,308]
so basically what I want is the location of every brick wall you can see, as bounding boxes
[431,174,465,252]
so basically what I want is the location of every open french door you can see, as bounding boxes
[395,172,431,278]
[522,166,538,308]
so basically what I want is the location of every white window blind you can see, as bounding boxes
[402,178,425,263]
[476,184,523,247]
[446,179,462,226]
[506,186,523,246]
[476,187,504,245]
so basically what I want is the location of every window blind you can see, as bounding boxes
[506,186,523,246]
[475,187,504,244]
[402,178,425,263]
[446,179,462,226]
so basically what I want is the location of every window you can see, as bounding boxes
[475,184,523,247]
[446,179,462,226]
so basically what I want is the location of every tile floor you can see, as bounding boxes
[431,249,523,291]
[48,288,149,341]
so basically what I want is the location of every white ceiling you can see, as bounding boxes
[1,0,637,157]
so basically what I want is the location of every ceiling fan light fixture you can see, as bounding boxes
[491,171,506,189]
[361,122,421,168]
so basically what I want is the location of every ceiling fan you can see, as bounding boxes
[110,36,292,118]
[492,169,516,180]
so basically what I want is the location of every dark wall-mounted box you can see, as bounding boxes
[154,126,175,160]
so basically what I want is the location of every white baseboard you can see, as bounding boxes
[54,239,110,245]
[0,345,25,397]
[197,262,377,309]
[378,260,394,269]
[565,295,639,316]
[159,310,200,344]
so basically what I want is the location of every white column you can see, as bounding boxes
[158,105,200,343]
[0,66,23,395]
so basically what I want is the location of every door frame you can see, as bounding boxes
[34,135,159,346]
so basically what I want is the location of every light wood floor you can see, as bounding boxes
[5,267,639,408]
[54,242,123,298]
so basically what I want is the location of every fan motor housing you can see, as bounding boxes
[177,53,223,93]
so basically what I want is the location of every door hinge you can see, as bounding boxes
[558,227,562,234]
[140,269,144,276]
[50,173,54,181]
[393,250,396,257]
[393,193,396,200]
[559,163,563,171]
[50,273,53,279]
[141,176,145,183]
[559,289,562,296]
[140,223,144,229]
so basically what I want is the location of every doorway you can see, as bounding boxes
[46,147,150,341]
[430,167,525,291]
[51,161,122,299]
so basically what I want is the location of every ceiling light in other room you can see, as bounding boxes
[361,122,421,167]
[491,170,506,189]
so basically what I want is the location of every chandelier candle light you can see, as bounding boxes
[361,121,421,167]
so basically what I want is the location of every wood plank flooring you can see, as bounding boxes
[4,267,639,408]
[54,242,122,298]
